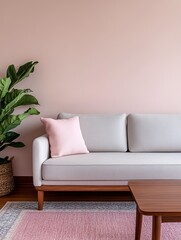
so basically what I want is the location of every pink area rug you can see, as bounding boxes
[1,202,181,240]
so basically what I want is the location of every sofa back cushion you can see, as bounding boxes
[58,113,127,152]
[128,114,181,152]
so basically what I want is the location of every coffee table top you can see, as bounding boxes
[129,180,181,216]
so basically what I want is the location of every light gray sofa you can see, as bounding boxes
[33,113,181,209]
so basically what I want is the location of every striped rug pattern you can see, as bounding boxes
[0,202,181,240]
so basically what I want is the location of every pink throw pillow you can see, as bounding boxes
[41,116,89,157]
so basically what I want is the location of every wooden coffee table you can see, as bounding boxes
[129,180,181,240]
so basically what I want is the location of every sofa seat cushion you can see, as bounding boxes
[42,152,181,181]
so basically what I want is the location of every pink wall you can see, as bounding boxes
[1,0,181,176]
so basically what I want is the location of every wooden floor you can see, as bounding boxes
[0,182,133,209]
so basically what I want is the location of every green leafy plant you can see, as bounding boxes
[0,61,40,165]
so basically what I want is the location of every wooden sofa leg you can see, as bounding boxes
[38,190,44,210]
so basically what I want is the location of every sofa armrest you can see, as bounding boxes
[32,134,50,187]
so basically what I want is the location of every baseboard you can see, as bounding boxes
[14,176,33,185]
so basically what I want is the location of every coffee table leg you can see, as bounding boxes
[152,216,162,240]
[135,206,143,240]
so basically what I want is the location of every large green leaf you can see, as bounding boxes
[7,142,25,148]
[17,61,38,77]
[0,141,25,151]
[14,94,39,107]
[7,61,38,89]
[6,64,18,83]
[0,116,21,135]
[0,107,40,135]
[4,131,20,143]
[0,89,30,122]
[0,132,20,147]
[2,88,33,108]
[18,107,40,121]
[0,77,11,99]
[0,134,6,141]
